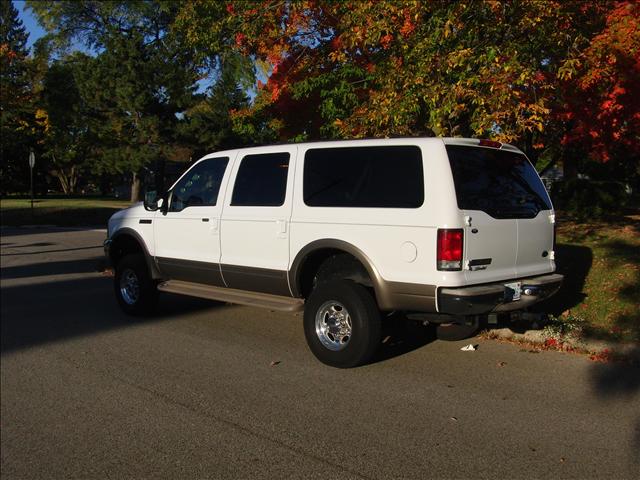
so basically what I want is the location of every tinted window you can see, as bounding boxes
[446,145,552,219]
[170,157,229,211]
[231,152,290,206]
[304,146,424,208]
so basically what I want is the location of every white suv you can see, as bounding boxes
[105,138,563,367]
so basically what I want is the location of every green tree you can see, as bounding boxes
[38,55,93,193]
[29,0,201,201]
[0,0,33,193]
[179,72,258,159]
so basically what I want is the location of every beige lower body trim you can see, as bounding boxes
[376,280,437,312]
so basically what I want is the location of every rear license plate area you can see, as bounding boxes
[504,282,522,302]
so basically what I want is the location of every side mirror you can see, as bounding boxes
[143,190,160,211]
[141,165,166,212]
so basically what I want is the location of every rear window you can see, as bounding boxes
[446,145,552,219]
[304,146,424,208]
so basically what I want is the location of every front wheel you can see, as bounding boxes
[304,280,381,368]
[114,254,158,316]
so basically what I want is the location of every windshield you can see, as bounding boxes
[446,145,552,219]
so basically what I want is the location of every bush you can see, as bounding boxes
[551,179,630,219]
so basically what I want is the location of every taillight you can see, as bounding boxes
[437,228,463,271]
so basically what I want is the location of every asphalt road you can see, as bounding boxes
[1,227,639,479]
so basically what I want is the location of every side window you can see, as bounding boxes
[231,152,290,206]
[304,146,424,208]
[170,157,229,212]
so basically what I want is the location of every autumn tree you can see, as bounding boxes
[176,0,635,173]
[558,1,639,180]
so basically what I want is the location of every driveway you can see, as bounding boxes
[1,227,639,479]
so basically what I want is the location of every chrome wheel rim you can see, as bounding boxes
[315,301,352,351]
[119,268,140,305]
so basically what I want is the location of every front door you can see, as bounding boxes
[154,156,232,285]
[219,147,297,296]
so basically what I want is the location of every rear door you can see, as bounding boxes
[516,210,554,277]
[219,147,296,296]
[462,211,518,283]
[446,144,553,284]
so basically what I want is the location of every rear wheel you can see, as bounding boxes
[114,254,158,316]
[304,280,381,368]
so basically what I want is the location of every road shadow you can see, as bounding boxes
[590,361,640,465]
[0,272,223,355]
[372,313,436,364]
[1,207,120,228]
[1,242,56,248]
[1,245,102,257]
[0,226,104,238]
[0,257,104,280]
[533,243,593,316]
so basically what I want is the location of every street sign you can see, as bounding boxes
[29,150,35,168]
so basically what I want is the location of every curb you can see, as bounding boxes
[487,327,640,362]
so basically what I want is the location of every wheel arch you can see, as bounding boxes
[110,228,162,279]
[289,239,387,304]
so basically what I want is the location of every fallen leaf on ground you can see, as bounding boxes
[270,361,281,367]
[450,416,458,422]
[497,361,507,367]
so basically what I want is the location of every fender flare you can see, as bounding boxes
[110,227,162,279]
[288,239,386,301]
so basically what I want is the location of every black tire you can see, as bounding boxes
[304,280,381,368]
[114,254,158,316]
[436,316,481,341]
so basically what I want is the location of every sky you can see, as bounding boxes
[15,1,46,50]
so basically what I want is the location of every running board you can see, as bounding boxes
[157,280,304,313]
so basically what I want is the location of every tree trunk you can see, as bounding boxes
[130,172,141,202]
[69,165,78,194]
[51,169,70,194]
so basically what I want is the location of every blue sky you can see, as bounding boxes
[15,1,46,50]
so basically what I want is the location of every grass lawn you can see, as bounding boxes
[536,208,640,344]
[0,197,132,227]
